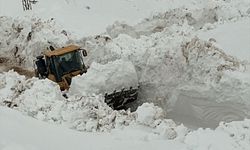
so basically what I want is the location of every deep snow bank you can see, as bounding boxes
[1,0,249,68]
[82,22,250,128]
[0,71,167,133]
[0,16,74,68]
[167,38,250,128]
[5,0,245,37]
[0,70,186,138]
[0,70,132,132]
[105,0,250,39]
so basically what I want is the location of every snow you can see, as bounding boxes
[0,71,26,104]
[2,0,249,37]
[0,0,198,37]
[184,120,250,150]
[69,59,138,95]
[136,103,164,126]
[1,0,250,149]
[16,78,64,119]
[0,71,137,132]
[0,16,73,68]
[198,18,250,61]
[80,18,250,127]
[0,105,187,150]
[1,106,250,150]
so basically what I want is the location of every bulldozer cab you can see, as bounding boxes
[35,45,87,90]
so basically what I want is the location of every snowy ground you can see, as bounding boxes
[1,0,250,149]
[1,106,250,150]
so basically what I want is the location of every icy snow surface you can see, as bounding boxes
[0,0,250,149]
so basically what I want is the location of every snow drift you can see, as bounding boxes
[0,16,74,68]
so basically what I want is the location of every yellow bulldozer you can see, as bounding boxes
[35,45,88,90]
[34,45,138,109]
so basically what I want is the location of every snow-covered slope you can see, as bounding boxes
[0,0,200,37]
[2,0,249,37]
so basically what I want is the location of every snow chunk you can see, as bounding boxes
[69,59,138,95]
[0,70,26,105]
[16,78,64,119]
[153,119,178,140]
[136,103,164,126]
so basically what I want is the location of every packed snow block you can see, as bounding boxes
[136,103,164,126]
[16,78,64,119]
[0,70,26,104]
[69,60,138,96]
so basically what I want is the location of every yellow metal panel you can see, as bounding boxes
[44,45,80,57]
[48,74,56,82]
